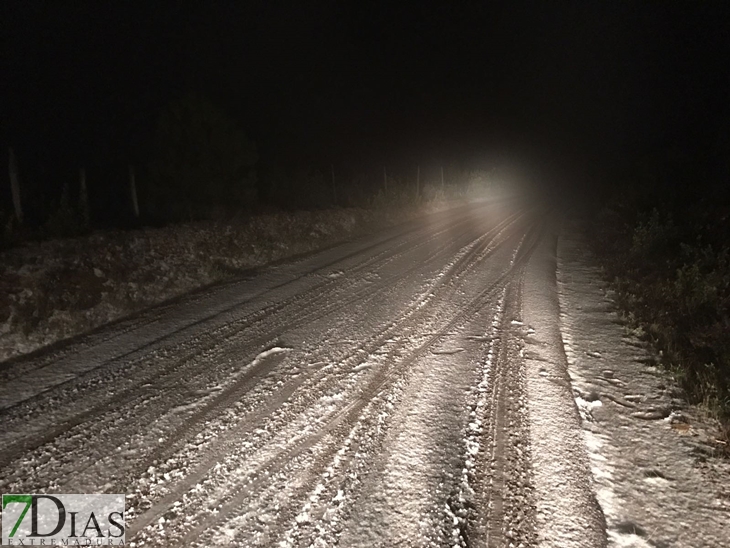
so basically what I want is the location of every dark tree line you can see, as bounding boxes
[148,93,258,221]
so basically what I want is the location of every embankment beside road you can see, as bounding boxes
[0,204,453,363]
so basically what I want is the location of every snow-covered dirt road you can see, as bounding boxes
[0,201,606,547]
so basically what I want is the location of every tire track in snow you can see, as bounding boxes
[123,213,528,533]
[312,227,541,548]
[129,216,544,546]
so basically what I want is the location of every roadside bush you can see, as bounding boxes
[0,211,19,250]
[149,93,258,220]
[43,185,86,239]
[629,209,677,262]
[371,179,421,209]
[590,195,730,422]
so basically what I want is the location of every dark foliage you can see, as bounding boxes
[149,93,258,221]
[590,187,730,425]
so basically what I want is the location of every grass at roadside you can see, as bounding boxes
[587,197,730,450]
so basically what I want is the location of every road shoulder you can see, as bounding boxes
[557,222,730,547]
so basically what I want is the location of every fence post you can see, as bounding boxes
[8,147,23,224]
[441,165,445,190]
[79,167,90,228]
[129,165,140,218]
[331,164,337,206]
[416,165,420,197]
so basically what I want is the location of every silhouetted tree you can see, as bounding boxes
[150,93,258,220]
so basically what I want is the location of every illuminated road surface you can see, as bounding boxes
[0,201,605,547]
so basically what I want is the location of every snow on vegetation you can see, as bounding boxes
[0,207,448,363]
[558,228,730,548]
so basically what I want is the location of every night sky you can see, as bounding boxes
[3,1,730,195]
